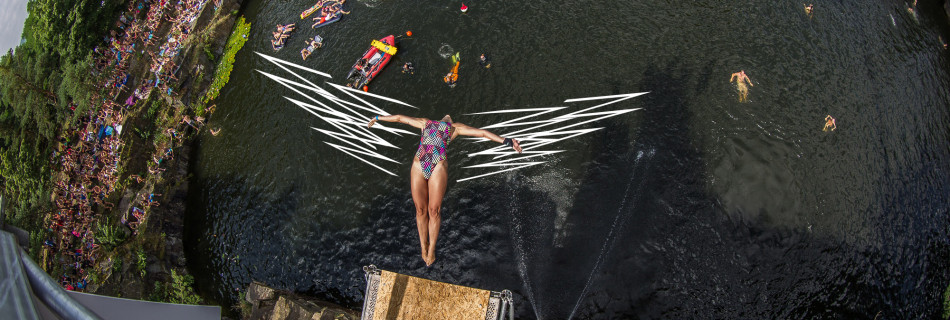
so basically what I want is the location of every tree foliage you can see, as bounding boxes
[148,269,203,305]
[0,0,123,228]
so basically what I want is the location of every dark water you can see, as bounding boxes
[184,0,950,318]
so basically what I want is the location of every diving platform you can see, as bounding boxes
[361,265,514,320]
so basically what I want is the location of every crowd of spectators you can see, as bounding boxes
[44,0,214,292]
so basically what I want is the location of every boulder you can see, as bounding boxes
[314,308,359,320]
[270,296,319,320]
[247,282,276,303]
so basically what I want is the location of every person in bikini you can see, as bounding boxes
[368,114,522,266]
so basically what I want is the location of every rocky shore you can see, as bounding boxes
[243,282,361,320]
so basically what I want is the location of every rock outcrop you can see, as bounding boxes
[244,282,360,320]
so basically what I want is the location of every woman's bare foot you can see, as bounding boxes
[421,247,429,266]
[425,252,436,267]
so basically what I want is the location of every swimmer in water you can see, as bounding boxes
[729,70,754,103]
[479,53,492,69]
[403,62,415,75]
[823,115,836,131]
[367,114,522,266]
[804,4,814,18]
[445,52,460,87]
[444,72,457,87]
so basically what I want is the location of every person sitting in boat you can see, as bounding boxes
[323,0,345,14]
[317,3,338,23]
[355,58,368,71]
[358,53,381,75]
[300,37,323,60]
[313,6,349,26]
[320,3,335,16]
[271,31,289,50]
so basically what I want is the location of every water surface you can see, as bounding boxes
[185,0,950,318]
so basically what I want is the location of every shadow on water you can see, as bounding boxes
[184,173,302,310]
[562,64,950,319]
[510,117,640,320]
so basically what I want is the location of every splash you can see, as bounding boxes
[566,148,654,319]
[437,44,454,58]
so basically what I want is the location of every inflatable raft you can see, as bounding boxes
[346,35,396,89]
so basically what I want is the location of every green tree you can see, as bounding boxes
[0,0,123,230]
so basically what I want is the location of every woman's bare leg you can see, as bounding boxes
[424,163,449,266]
[410,161,430,265]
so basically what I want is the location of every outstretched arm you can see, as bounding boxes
[454,123,523,153]
[729,73,737,82]
[368,114,427,129]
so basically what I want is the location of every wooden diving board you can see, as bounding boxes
[361,265,513,320]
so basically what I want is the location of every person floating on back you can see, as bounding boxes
[730,70,753,103]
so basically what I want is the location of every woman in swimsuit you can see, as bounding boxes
[368,114,522,266]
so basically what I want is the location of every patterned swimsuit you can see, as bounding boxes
[415,120,454,179]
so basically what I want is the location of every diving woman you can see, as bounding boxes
[368,114,522,266]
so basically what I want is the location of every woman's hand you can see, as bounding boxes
[512,139,523,153]
[368,117,377,128]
